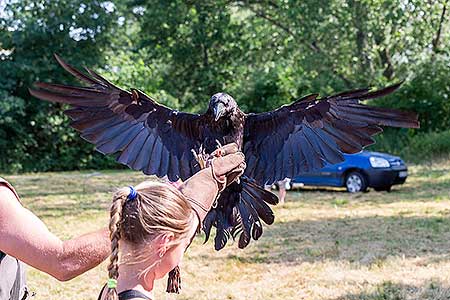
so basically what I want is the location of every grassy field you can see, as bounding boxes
[4,159,450,300]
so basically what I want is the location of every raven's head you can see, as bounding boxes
[208,92,238,122]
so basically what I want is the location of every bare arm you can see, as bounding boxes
[0,184,110,281]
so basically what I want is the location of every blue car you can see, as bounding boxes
[290,151,408,192]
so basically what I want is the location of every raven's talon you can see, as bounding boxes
[214,140,225,157]
[191,146,208,169]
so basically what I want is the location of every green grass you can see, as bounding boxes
[4,160,450,300]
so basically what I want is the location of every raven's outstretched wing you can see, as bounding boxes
[244,83,420,185]
[29,55,205,181]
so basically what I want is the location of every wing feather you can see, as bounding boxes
[29,55,204,180]
[97,125,143,154]
[244,83,419,185]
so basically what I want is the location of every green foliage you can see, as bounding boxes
[0,90,28,172]
[0,0,121,172]
[133,0,253,111]
[0,0,449,172]
[371,129,450,163]
[374,55,450,132]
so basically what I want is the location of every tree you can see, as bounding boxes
[0,0,448,171]
[0,0,120,171]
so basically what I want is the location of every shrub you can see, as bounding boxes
[371,130,450,163]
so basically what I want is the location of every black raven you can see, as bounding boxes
[30,55,419,250]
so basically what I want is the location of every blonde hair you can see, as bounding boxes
[105,181,195,300]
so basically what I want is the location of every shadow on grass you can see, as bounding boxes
[286,162,450,204]
[4,172,156,218]
[30,201,111,218]
[329,280,450,300]
[5,172,150,199]
[5,167,449,267]
[217,214,450,267]
[287,180,450,204]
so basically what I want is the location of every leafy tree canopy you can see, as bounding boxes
[1,0,448,171]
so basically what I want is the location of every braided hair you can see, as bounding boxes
[106,187,129,300]
[104,182,195,300]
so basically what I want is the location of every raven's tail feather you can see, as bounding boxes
[203,176,279,250]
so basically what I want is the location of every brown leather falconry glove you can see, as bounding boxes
[179,143,246,225]
[166,143,245,294]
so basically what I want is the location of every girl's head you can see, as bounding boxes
[106,181,197,300]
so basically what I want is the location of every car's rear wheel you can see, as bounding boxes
[345,171,367,193]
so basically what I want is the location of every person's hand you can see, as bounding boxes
[179,143,245,224]
[207,143,246,190]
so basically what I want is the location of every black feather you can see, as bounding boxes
[202,209,216,244]
[31,56,420,253]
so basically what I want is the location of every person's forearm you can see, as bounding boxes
[56,228,110,281]
[0,185,111,281]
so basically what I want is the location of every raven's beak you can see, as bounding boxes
[213,102,225,121]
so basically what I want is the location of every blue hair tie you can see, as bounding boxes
[128,186,138,201]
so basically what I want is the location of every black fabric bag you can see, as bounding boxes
[0,252,28,300]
